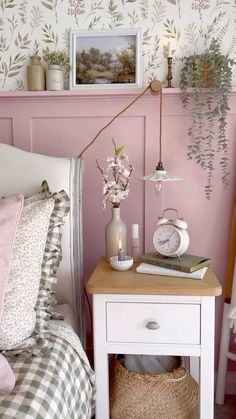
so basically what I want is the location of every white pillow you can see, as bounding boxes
[0,195,54,350]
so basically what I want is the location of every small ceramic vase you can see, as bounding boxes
[27,55,45,91]
[46,65,64,91]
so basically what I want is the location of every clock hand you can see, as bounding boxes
[158,239,169,245]
[167,231,175,244]
[159,232,176,246]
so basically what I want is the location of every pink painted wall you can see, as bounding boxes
[0,88,235,368]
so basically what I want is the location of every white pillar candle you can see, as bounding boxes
[132,224,139,239]
[118,239,125,261]
[131,224,140,262]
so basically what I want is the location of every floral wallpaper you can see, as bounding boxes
[0,0,235,90]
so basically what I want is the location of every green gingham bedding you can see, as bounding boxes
[0,320,95,419]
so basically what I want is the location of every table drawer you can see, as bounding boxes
[106,302,200,344]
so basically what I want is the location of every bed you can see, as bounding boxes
[0,143,95,418]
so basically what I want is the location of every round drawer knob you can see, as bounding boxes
[146,321,160,330]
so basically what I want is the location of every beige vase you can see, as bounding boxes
[27,55,45,91]
[105,207,127,262]
[46,64,64,91]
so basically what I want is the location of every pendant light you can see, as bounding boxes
[139,80,182,194]
[79,79,182,194]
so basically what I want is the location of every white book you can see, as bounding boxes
[136,263,208,280]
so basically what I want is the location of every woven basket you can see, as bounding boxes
[110,358,199,419]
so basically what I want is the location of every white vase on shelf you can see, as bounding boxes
[46,65,64,91]
[105,207,127,262]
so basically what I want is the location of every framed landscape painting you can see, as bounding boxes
[70,29,142,89]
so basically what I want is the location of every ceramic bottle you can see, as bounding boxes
[27,55,45,91]
[105,207,127,262]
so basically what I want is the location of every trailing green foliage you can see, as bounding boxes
[180,38,235,199]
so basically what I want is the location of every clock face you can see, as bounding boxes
[153,224,181,256]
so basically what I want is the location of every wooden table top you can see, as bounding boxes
[86,257,222,297]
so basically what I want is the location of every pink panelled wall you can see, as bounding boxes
[0,88,236,367]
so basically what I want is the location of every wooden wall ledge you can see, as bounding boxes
[0,87,235,102]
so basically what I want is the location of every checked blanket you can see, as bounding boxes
[0,321,95,419]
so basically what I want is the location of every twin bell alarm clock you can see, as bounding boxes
[153,208,189,257]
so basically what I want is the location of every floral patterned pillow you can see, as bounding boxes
[0,194,23,320]
[0,194,54,351]
[0,182,70,356]
[34,181,70,336]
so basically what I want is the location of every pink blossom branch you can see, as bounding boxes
[96,159,107,184]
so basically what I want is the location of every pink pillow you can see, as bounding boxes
[0,194,23,317]
[0,194,23,394]
[0,354,15,395]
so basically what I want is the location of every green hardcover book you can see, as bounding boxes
[140,253,210,273]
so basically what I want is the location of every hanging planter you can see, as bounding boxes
[179,39,235,199]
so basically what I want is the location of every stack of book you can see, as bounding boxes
[136,253,210,280]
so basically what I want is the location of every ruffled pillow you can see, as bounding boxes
[0,194,54,351]
[34,180,70,335]
[0,194,23,319]
[0,182,70,357]
[0,194,23,392]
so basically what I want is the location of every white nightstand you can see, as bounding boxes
[86,257,222,419]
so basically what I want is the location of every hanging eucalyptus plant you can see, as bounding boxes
[179,39,235,199]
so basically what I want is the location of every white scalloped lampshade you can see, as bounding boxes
[141,169,182,182]
[140,163,182,182]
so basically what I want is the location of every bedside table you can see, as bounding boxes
[86,257,222,419]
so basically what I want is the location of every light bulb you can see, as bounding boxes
[155,181,162,195]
